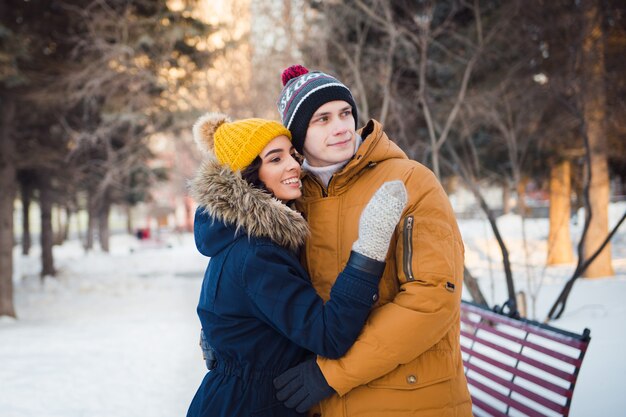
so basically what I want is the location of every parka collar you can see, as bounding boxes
[189,156,309,252]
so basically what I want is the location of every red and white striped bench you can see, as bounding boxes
[460,300,591,417]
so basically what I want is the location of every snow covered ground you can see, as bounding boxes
[1,234,207,417]
[1,203,625,417]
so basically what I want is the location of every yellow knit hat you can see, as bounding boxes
[192,113,292,171]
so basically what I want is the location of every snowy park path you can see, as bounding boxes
[1,235,207,417]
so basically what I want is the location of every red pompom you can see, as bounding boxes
[281,65,309,86]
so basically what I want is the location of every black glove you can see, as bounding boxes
[273,358,335,413]
[199,329,217,370]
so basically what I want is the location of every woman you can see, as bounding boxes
[187,113,406,417]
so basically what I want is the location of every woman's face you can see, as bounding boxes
[258,135,302,202]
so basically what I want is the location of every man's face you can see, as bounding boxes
[302,100,356,167]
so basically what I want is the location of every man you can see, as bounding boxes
[272,65,472,416]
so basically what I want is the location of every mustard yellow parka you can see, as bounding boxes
[296,120,472,417]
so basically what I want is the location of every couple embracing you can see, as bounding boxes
[186,65,472,417]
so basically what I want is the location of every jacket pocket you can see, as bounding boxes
[366,342,454,390]
[402,216,415,282]
[395,218,455,285]
[395,215,416,284]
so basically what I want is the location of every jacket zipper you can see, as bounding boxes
[319,177,328,197]
[306,174,327,197]
[403,216,415,282]
[326,175,334,197]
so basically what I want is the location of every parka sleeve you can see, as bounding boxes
[317,167,465,395]
[241,245,384,359]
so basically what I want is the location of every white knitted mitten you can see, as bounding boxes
[352,181,408,262]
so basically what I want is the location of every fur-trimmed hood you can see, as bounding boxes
[189,156,309,253]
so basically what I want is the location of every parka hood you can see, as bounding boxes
[346,119,408,176]
[189,156,309,255]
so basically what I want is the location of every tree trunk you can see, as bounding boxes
[547,160,574,265]
[75,207,83,241]
[581,0,613,278]
[63,206,71,241]
[85,192,96,251]
[0,96,17,318]
[54,205,65,245]
[126,204,133,235]
[502,180,512,215]
[39,176,56,278]
[98,198,111,253]
[463,266,488,306]
[21,179,32,255]
[516,176,529,216]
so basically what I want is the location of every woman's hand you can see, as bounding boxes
[352,180,408,261]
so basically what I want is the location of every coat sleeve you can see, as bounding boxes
[241,244,382,359]
[317,167,465,395]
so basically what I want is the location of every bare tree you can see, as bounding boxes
[52,1,218,251]
[38,172,56,277]
[443,136,519,315]
[461,70,551,316]
[0,95,17,317]
[580,0,613,278]
[547,159,575,265]
[18,172,35,255]
[546,116,626,320]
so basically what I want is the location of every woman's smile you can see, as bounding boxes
[258,135,302,202]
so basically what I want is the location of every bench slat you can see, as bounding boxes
[461,316,583,367]
[461,301,591,417]
[461,329,575,382]
[462,302,589,350]
[466,375,546,416]
[465,361,567,414]
[461,345,572,397]
[470,396,508,417]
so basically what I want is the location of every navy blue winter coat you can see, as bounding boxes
[186,158,383,417]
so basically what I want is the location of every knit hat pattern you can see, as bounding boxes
[193,112,291,171]
[277,65,358,153]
